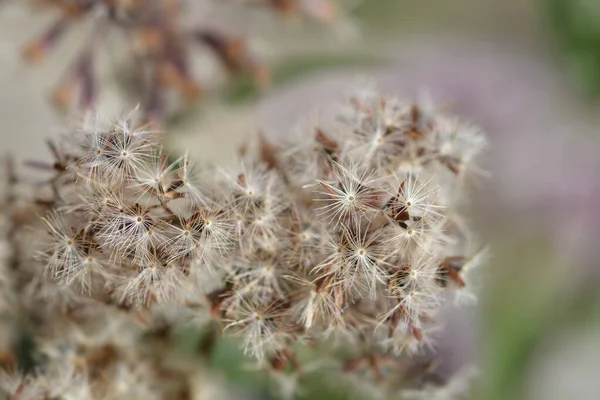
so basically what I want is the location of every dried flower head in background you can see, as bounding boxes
[15,0,341,125]
[0,86,487,399]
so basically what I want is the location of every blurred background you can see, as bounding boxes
[1,0,599,399]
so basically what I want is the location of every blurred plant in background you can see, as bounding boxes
[10,0,345,125]
[545,0,600,99]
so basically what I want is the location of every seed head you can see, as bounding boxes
[2,86,488,399]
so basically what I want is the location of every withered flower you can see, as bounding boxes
[0,86,488,399]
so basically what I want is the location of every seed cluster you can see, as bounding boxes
[0,87,487,399]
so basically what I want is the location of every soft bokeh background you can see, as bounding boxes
[1,1,599,399]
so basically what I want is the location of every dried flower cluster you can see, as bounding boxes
[0,87,487,399]
[17,0,339,124]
